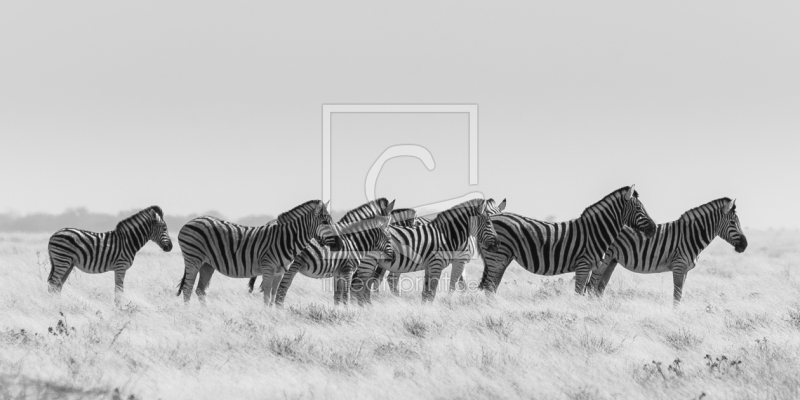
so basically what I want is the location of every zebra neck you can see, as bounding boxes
[118,222,150,256]
[432,217,469,249]
[685,214,718,250]
[275,217,316,256]
[580,205,624,255]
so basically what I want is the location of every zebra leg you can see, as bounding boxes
[195,263,215,303]
[351,257,379,306]
[672,267,688,306]
[387,271,400,296]
[595,260,618,296]
[178,263,200,303]
[422,259,446,302]
[574,261,592,295]
[268,268,286,306]
[333,272,350,305]
[449,259,468,292]
[275,263,301,307]
[337,260,359,305]
[367,266,386,293]
[47,257,73,294]
[59,266,75,289]
[247,277,258,294]
[114,267,128,304]
[479,249,512,294]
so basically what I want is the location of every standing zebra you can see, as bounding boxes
[47,206,173,301]
[479,186,656,294]
[586,198,747,304]
[246,198,394,294]
[247,198,395,305]
[177,200,338,305]
[352,198,498,304]
[374,199,507,295]
[276,214,395,305]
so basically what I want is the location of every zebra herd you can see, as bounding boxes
[45,185,748,306]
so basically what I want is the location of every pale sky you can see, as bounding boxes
[1,1,798,229]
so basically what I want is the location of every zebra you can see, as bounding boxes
[47,206,173,301]
[373,199,507,295]
[586,198,747,304]
[245,198,394,293]
[479,185,656,295]
[177,200,338,305]
[246,198,396,305]
[276,214,395,305]
[351,198,498,304]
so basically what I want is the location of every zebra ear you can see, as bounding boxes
[498,199,507,212]
[626,185,636,200]
[385,200,395,215]
[377,216,391,229]
[318,200,330,215]
[724,198,736,214]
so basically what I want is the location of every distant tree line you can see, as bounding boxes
[0,208,279,233]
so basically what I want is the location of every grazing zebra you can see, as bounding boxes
[249,198,394,305]
[351,198,498,304]
[374,199,507,295]
[277,214,395,305]
[177,200,338,305]
[479,186,656,295]
[586,198,747,304]
[47,206,173,301]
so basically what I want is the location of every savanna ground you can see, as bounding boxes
[1,230,799,400]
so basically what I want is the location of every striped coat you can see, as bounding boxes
[177,200,337,304]
[479,186,656,294]
[47,206,173,300]
[352,198,498,303]
[374,199,507,294]
[246,198,394,295]
[277,215,395,305]
[587,198,747,304]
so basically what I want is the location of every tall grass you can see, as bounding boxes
[1,230,799,399]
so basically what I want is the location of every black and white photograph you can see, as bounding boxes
[1,1,799,399]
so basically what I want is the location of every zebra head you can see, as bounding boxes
[475,200,499,252]
[148,206,173,252]
[373,215,395,262]
[485,198,507,216]
[718,198,747,253]
[314,201,343,251]
[620,185,656,238]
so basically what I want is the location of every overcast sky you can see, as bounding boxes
[1,1,798,229]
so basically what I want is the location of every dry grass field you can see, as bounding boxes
[1,230,799,399]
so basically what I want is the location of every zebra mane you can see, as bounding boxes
[431,198,484,224]
[277,200,324,224]
[581,187,637,218]
[391,208,416,215]
[390,208,418,225]
[337,216,390,235]
[338,198,389,224]
[678,198,733,221]
[115,206,162,231]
